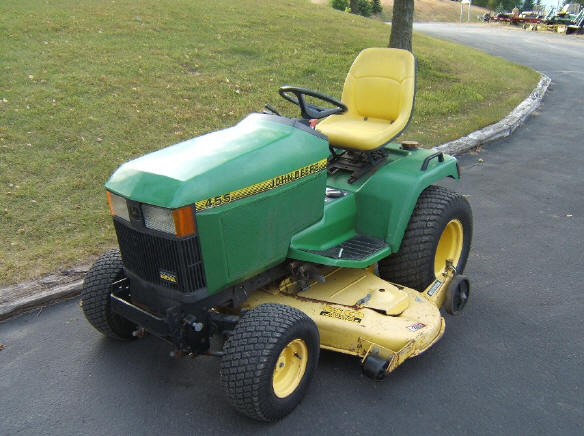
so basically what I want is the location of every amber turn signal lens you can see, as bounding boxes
[172,206,196,237]
[106,191,115,216]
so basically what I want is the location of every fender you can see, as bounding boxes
[353,147,460,251]
[289,145,459,267]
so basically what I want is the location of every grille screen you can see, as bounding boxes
[113,218,206,292]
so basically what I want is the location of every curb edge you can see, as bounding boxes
[435,73,551,155]
[0,280,83,322]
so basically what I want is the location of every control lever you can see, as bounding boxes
[263,103,281,116]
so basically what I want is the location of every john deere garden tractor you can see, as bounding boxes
[81,48,473,421]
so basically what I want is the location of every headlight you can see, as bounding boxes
[106,191,130,222]
[142,204,176,234]
[106,191,196,237]
[143,204,195,236]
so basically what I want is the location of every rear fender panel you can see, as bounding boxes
[326,144,460,252]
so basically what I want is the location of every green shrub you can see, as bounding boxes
[372,0,383,14]
[356,0,372,17]
[331,0,349,11]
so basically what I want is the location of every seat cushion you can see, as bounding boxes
[316,114,402,151]
[315,48,416,151]
[353,77,402,121]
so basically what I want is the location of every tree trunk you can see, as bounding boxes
[389,0,414,52]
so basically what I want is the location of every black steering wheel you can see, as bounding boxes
[279,85,347,120]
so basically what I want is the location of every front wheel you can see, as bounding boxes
[81,249,136,340]
[220,303,320,422]
[379,185,473,291]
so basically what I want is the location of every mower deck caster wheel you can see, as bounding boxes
[445,275,470,315]
[362,355,389,380]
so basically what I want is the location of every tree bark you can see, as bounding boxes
[389,0,414,52]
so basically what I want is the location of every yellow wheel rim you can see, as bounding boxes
[272,338,308,399]
[434,219,464,277]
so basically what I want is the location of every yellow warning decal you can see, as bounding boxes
[159,271,177,284]
[319,304,364,323]
[195,158,327,212]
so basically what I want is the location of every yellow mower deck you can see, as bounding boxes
[244,267,454,374]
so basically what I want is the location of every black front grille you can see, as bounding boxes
[113,218,206,292]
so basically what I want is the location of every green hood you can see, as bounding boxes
[105,114,329,209]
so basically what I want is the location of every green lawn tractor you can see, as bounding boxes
[81,48,473,422]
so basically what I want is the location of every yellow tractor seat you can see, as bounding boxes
[316,48,416,151]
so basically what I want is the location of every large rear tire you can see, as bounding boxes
[378,185,472,291]
[81,249,136,340]
[220,303,320,422]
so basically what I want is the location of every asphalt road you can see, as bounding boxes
[1,24,583,435]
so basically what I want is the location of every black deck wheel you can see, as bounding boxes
[362,354,389,380]
[220,303,320,422]
[379,185,473,291]
[80,249,136,340]
[445,275,471,315]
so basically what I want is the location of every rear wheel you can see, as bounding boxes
[378,185,472,291]
[220,303,320,422]
[81,249,136,340]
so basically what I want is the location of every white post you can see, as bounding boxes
[461,0,471,22]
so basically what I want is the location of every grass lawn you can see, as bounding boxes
[0,0,539,284]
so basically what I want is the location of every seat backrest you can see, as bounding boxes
[342,48,416,123]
